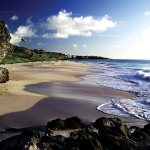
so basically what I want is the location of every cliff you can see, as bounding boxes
[0,20,11,82]
[0,20,13,62]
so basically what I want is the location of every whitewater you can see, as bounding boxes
[81,59,150,120]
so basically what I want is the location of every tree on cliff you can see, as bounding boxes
[20,38,25,47]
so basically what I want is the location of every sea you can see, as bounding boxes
[76,59,150,120]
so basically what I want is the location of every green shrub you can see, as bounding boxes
[1,46,62,64]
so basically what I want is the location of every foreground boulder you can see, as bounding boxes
[144,124,150,133]
[66,130,103,150]
[93,117,131,138]
[0,67,9,83]
[65,117,86,129]
[45,116,86,133]
[0,130,42,150]
[46,118,65,131]
[93,117,124,128]
[1,117,150,149]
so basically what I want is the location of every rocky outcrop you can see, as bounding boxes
[1,117,150,149]
[45,117,86,132]
[0,20,11,82]
[0,67,9,83]
[0,20,13,62]
[93,117,131,138]
[0,130,42,150]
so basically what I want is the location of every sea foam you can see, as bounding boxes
[97,98,150,120]
[89,59,150,120]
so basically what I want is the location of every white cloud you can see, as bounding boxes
[10,15,18,21]
[143,27,150,36]
[14,26,37,37]
[26,17,33,25]
[73,44,78,48]
[10,18,37,45]
[10,33,21,45]
[38,42,45,45]
[82,45,87,47]
[58,46,62,48]
[113,45,119,48]
[43,33,68,38]
[41,10,117,38]
[145,11,150,16]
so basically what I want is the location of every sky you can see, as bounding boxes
[1,0,150,59]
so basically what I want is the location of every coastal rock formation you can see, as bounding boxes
[0,20,13,62]
[0,67,9,83]
[0,130,42,150]
[93,117,131,138]
[1,117,150,149]
[45,117,86,132]
[0,20,12,82]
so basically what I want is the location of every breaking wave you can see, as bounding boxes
[91,59,150,120]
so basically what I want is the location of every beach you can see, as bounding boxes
[0,60,148,140]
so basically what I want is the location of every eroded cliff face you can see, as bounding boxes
[0,20,13,62]
[0,20,11,82]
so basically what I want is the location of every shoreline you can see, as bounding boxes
[0,61,147,141]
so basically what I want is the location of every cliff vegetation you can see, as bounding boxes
[1,46,65,64]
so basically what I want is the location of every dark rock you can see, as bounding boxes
[40,135,64,149]
[0,130,64,150]
[98,126,115,135]
[131,130,150,145]
[130,126,140,131]
[98,125,129,138]
[65,116,86,129]
[46,118,65,131]
[37,142,52,150]
[85,125,97,134]
[115,124,129,138]
[93,117,123,129]
[144,124,150,133]
[0,67,9,83]
[45,128,54,136]
[0,130,42,150]
[70,132,78,140]
[41,135,64,145]
[1,117,150,150]
[94,117,131,138]
[66,130,103,150]
[84,125,101,140]
[99,134,141,150]
[46,117,86,132]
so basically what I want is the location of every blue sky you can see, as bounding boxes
[1,0,150,59]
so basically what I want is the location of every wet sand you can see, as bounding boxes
[0,61,148,140]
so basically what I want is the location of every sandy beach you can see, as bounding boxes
[0,61,148,140]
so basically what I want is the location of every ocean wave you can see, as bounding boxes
[92,60,150,120]
[135,70,150,81]
[97,98,150,120]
